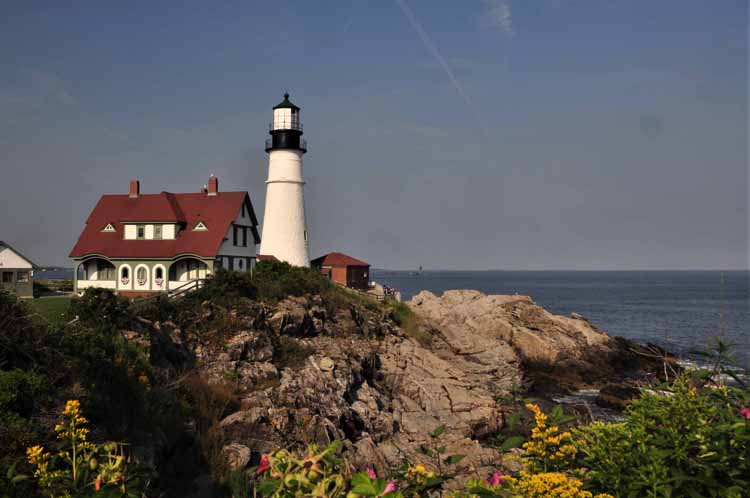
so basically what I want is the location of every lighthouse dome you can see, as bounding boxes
[273,93,300,111]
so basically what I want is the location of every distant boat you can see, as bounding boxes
[408,265,423,276]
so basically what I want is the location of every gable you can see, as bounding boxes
[0,245,34,269]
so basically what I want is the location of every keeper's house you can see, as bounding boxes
[0,240,37,298]
[69,176,260,297]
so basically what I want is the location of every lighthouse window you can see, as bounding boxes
[304,230,308,241]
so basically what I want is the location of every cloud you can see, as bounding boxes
[480,0,514,38]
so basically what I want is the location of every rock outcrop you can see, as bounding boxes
[139,289,666,483]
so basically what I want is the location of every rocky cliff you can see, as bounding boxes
[150,288,666,483]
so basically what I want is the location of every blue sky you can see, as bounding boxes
[0,0,747,269]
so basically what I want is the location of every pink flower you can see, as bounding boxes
[740,407,750,420]
[382,481,397,494]
[367,467,377,479]
[485,471,506,487]
[256,455,270,474]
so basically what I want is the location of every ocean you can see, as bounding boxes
[371,270,750,362]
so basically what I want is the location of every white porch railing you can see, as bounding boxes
[77,280,117,290]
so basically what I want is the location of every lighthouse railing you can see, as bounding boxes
[269,121,303,132]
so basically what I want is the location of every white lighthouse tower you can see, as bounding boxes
[259,93,310,267]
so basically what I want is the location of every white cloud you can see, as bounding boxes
[481,0,514,38]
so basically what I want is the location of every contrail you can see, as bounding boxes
[394,0,487,137]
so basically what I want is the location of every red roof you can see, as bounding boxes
[69,191,259,259]
[256,254,279,262]
[311,252,369,267]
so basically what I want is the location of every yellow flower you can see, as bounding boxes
[63,399,81,416]
[26,445,45,465]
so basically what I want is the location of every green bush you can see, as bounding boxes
[387,301,430,345]
[252,260,331,302]
[70,288,133,330]
[574,375,750,498]
[0,369,49,419]
[185,269,258,308]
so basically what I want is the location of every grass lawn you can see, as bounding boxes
[28,296,72,326]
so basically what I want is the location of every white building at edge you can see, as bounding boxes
[259,93,310,267]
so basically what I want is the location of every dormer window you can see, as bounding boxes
[102,223,116,232]
[193,221,208,231]
[136,225,145,239]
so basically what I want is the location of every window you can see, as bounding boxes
[154,225,162,239]
[121,267,129,279]
[102,223,116,232]
[304,230,308,241]
[2,272,13,283]
[238,258,244,270]
[137,225,145,239]
[242,227,247,247]
[155,267,163,279]
[233,225,238,245]
[136,267,147,282]
[194,221,207,231]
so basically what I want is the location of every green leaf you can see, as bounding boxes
[437,446,446,454]
[506,412,521,431]
[350,483,379,496]
[445,454,466,465]
[500,435,525,451]
[350,472,373,487]
[257,478,281,497]
[418,444,434,457]
[430,424,446,438]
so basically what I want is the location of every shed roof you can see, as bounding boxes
[311,252,370,268]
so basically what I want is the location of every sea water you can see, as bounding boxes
[372,270,750,362]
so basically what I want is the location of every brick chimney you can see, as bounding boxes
[207,174,218,196]
[129,180,140,198]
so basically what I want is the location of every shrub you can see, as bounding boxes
[70,288,133,330]
[574,374,750,498]
[386,301,430,345]
[0,369,50,419]
[252,260,331,302]
[185,269,257,309]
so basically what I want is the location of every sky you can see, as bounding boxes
[0,0,747,270]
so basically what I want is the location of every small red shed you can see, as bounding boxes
[311,252,370,290]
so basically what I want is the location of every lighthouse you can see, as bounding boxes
[259,93,310,267]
